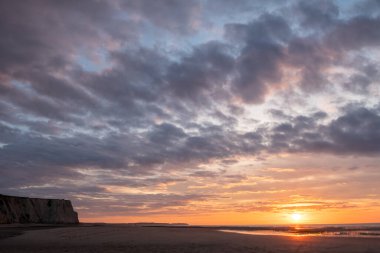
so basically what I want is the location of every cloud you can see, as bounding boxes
[0,0,132,76]
[224,3,380,99]
[3,104,380,196]
[232,200,357,213]
[148,123,186,144]
[267,106,380,155]
[166,41,234,102]
[326,15,380,51]
[295,0,339,30]
[120,0,202,34]
[1,0,380,218]
[225,14,291,103]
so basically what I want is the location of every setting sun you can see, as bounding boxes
[291,213,303,223]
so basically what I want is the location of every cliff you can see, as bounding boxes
[0,194,79,224]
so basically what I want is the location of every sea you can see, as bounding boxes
[216,223,380,238]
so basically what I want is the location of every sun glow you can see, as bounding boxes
[290,213,303,223]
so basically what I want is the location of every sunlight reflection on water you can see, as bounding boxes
[220,229,380,238]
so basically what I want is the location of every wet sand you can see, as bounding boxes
[1,225,380,253]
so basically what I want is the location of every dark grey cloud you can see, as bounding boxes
[345,74,374,94]
[295,0,339,30]
[0,134,123,189]
[224,3,380,97]
[0,82,71,121]
[0,0,139,128]
[326,15,380,51]
[0,0,132,76]
[148,123,186,144]
[327,107,380,154]
[267,106,380,155]
[2,106,380,216]
[0,118,260,190]
[286,37,330,91]
[225,14,291,103]
[75,193,213,217]
[82,48,168,117]
[166,41,234,101]
[9,104,380,198]
[3,0,380,127]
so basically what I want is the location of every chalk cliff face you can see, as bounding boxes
[0,194,79,224]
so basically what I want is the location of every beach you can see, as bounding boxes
[1,225,380,253]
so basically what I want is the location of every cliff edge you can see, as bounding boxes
[0,194,79,224]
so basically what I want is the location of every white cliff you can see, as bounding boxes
[0,194,79,224]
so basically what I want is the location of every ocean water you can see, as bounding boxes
[218,223,380,238]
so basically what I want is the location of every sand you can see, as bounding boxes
[1,225,380,253]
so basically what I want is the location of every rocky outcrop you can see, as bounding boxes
[0,194,79,224]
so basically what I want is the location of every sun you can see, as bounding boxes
[291,213,303,223]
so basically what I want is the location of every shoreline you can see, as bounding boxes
[2,222,380,240]
[1,225,380,253]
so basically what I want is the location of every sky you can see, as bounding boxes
[1,0,380,225]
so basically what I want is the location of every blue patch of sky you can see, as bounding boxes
[136,22,210,61]
[336,0,360,10]
[335,0,365,18]
[11,80,32,90]
[76,48,110,73]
